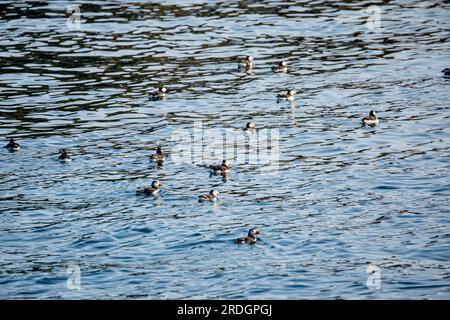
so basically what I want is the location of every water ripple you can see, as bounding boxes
[0,0,449,299]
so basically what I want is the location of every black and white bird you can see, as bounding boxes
[239,56,254,71]
[198,190,219,203]
[136,180,163,196]
[236,228,262,244]
[273,61,288,73]
[277,89,297,102]
[149,146,165,162]
[58,149,71,163]
[209,160,232,174]
[243,122,256,133]
[150,86,167,101]
[362,110,379,126]
[5,138,20,152]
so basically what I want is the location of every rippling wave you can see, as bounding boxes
[0,0,449,299]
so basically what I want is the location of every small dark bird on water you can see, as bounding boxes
[198,190,219,203]
[243,122,256,132]
[149,146,165,162]
[236,228,262,244]
[58,149,71,163]
[273,61,288,73]
[209,160,232,174]
[5,138,20,152]
[277,89,297,102]
[362,110,379,126]
[136,180,163,196]
[150,86,167,101]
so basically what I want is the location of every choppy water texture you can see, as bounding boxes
[1,0,450,299]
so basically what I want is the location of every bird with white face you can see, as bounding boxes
[137,180,163,196]
[5,138,20,152]
[236,228,262,244]
[277,89,297,102]
[151,86,167,101]
[362,110,379,126]
[198,190,219,203]
[243,122,256,132]
[273,61,288,73]
[209,160,232,174]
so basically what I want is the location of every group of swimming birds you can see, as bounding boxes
[4,60,450,244]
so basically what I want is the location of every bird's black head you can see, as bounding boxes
[209,190,219,196]
[248,228,261,237]
[151,180,162,188]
